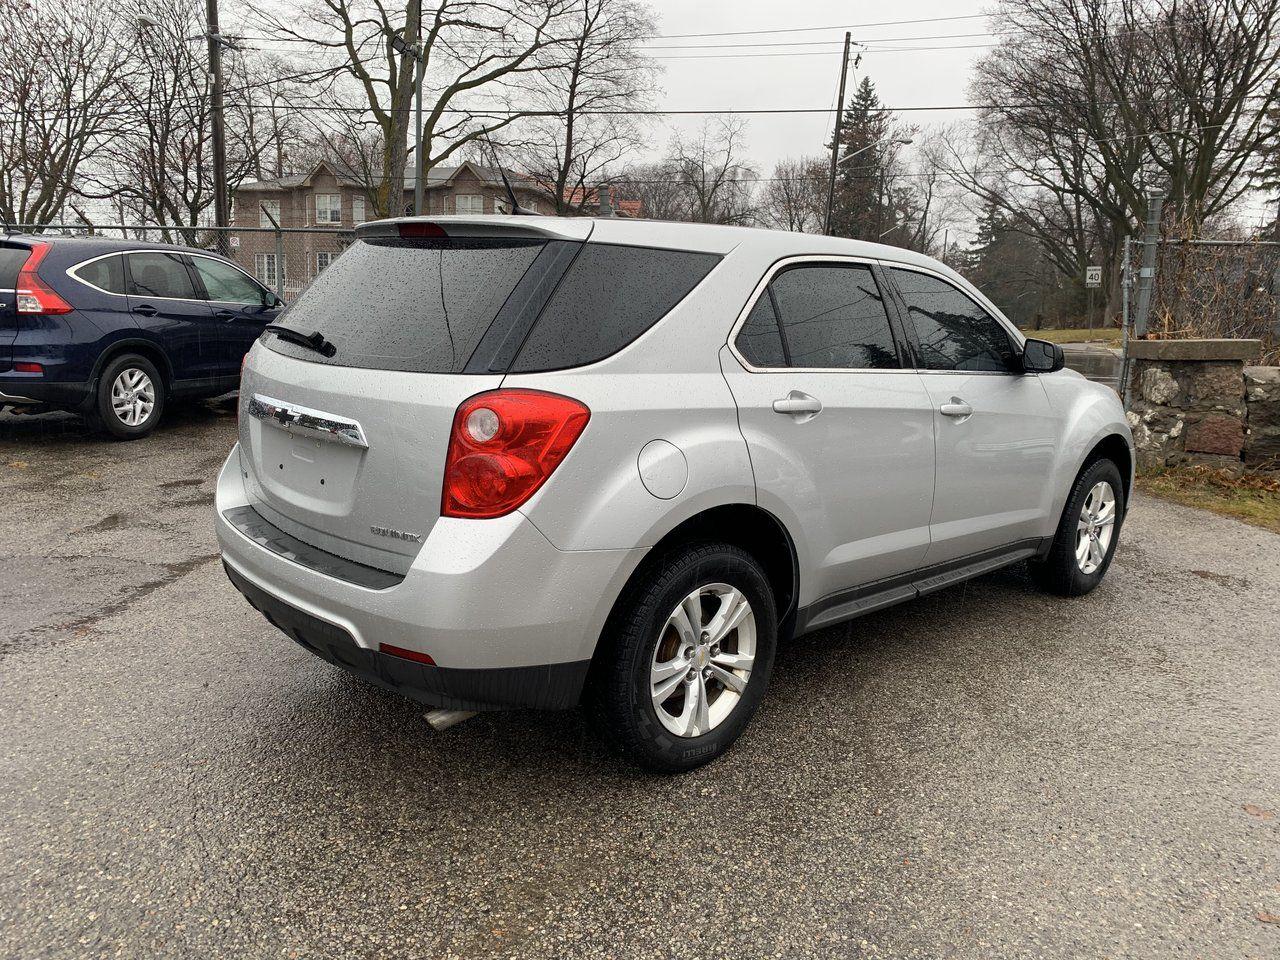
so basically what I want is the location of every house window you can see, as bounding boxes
[455,194,484,215]
[315,193,342,224]
[352,196,366,223]
[254,253,284,288]
[524,199,538,214]
[259,198,281,228]
[315,251,335,275]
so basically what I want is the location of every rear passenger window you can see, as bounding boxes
[127,252,198,300]
[738,264,899,369]
[735,294,788,367]
[510,244,720,372]
[889,268,1014,372]
[75,254,127,294]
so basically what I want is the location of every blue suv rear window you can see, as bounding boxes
[0,246,27,289]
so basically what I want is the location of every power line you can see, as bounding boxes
[649,13,992,40]
[651,43,994,59]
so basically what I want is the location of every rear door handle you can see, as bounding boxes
[132,304,158,317]
[772,390,822,421]
[214,309,236,320]
[940,398,973,418]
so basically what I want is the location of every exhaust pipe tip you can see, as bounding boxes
[425,709,477,732]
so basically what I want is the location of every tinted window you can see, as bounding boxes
[127,252,198,300]
[266,237,544,373]
[75,254,126,294]
[735,293,788,367]
[891,268,1014,372]
[0,246,28,288]
[191,256,266,304]
[511,244,720,372]
[769,264,899,369]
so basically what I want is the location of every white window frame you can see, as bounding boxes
[314,192,342,224]
[351,196,366,224]
[315,251,335,275]
[259,198,281,228]
[455,194,485,215]
[254,253,284,288]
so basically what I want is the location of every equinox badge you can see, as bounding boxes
[371,525,422,543]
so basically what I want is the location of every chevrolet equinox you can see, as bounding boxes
[216,216,1133,772]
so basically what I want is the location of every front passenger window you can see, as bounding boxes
[889,268,1014,372]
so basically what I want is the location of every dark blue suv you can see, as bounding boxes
[0,235,281,438]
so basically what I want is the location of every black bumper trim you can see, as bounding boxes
[0,379,93,408]
[222,505,404,589]
[224,561,590,711]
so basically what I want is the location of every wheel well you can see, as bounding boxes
[1082,434,1133,505]
[94,341,173,389]
[611,503,799,632]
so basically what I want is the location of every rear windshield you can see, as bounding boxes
[265,237,546,374]
[0,245,29,289]
[510,244,721,372]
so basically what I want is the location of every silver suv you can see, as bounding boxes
[216,216,1132,771]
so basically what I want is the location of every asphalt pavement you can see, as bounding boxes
[2,402,1278,959]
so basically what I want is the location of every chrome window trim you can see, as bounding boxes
[725,254,919,375]
[66,250,269,305]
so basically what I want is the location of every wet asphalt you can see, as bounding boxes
[1,402,1278,959]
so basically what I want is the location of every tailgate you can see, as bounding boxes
[240,348,502,573]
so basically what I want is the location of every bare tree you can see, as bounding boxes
[670,117,757,225]
[248,0,575,217]
[523,0,658,213]
[757,157,827,233]
[614,159,691,221]
[0,0,129,226]
[81,2,307,236]
[941,0,1280,314]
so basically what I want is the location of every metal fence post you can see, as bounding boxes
[260,203,285,300]
[1132,189,1164,339]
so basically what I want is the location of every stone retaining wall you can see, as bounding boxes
[1246,366,1280,469]
[1124,339,1268,472]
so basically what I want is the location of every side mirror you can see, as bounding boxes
[1020,337,1064,374]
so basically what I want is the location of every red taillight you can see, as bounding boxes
[379,642,436,665]
[399,222,447,239]
[442,389,590,519]
[13,362,43,374]
[15,242,72,316]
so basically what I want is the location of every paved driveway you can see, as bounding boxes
[2,406,1278,959]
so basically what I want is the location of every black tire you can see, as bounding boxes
[586,542,778,773]
[1029,458,1125,596]
[91,353,166,440]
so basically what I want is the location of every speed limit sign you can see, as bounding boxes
[1085,266,1102,287]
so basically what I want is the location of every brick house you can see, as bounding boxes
[231,159,638,297]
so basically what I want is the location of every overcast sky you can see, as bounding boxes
[638,0,993,170]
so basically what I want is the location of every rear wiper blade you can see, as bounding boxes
[263,324,336,358]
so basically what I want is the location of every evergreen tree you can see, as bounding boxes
[828,76,892,240]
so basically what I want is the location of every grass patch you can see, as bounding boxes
[1020,327,1123,345]
[1137,465,1280,534]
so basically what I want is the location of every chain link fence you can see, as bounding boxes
[9,223,357,303]
[1149,239,1280,364]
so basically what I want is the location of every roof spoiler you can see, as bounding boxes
[357,216,594,243]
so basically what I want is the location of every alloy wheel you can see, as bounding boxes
[649,583,756,738]
[1075,481,1116,574]
[111,368,156,427]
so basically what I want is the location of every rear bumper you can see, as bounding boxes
[224,562,589,710]
[215,444,643,710]
[0,378,92,408]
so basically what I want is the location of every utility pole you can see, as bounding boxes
[205,0,229,250]
[823,32,852,237]
[392,6,426,216]
[1132,188,1165,339]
